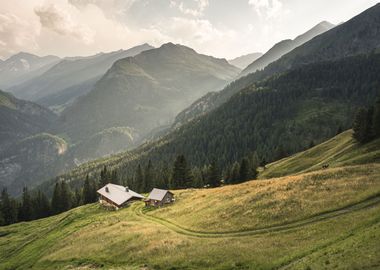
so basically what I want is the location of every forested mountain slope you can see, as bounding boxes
[0,90,56,151]
[173,4,380,127]
[42,52,380,192]
[58,43,240,143]
[240,21,334,77]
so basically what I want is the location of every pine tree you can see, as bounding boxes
[111,170,119,185]
[226,162,240,184]
[353,107,372,143]
[239,157,251,182]
[0,188,18,225]
[51,182,62,214]
[372,98,380,138]
[60,181,72,212]
[73,189,82,207]
[144,160,154,191]
[83,175,93,204]
[33,190,51,219]
[135,164,145,192]
[19,187,33,221]
[172,155,192,188]
[250,152,259,180]
[100,166,109,187]
[207,161,220,187]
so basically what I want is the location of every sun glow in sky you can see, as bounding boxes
[0,0,378,60]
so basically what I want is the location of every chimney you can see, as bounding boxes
[105,186,109,192]
[125,186,129,192]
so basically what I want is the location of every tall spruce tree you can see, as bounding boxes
[372,98,380,138]
[207,161,220,187]
[239,157,251,182]
[60,181,72,212]
[172,155,192,188]
[33,190,51,219]
[144,160,154,191]
[19,187,33,221]
[83,175,93,204]
[51,182,62,214]
[0,188,18,225]
[135,164,145,192]
[353,107,372,143]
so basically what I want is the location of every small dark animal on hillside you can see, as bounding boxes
[322,164,330,169]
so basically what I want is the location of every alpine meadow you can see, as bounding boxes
[0,1,380,270]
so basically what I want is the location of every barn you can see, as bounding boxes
[97,183,144,209]
[145,188,174,207]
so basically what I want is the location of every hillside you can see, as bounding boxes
[0,133,72,195]
[228,52,263,69]
[260,130,380,179]
[256,3,380,81]
[1,159,379,269]
[39,51,380,194]
[0,90,56,151]
[173,4,380,127]
[240,21,334,77]
[0,52,60,89]
[58,43,240,144]
[10,44,154,112]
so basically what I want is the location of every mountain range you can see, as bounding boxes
[1,4,380,197]
[9,44,154,113]
[228,52,263,69]
[44,3,380,193]
[172,21,335,127]
[0,53,60,89]
[240,21,335,77]
[57,43,240,145]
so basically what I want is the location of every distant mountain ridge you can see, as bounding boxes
[240,21,335,77]
[10,44,154,112]
[0,52,60,89]
[228,52,263,69]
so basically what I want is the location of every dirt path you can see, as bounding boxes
[132,194,380,238]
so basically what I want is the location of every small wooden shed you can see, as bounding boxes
[97,184,144,210]
[145,188,174,207]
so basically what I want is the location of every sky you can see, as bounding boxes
[0,0,378,60]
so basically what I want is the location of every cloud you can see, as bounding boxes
[67,0,137,18]
[34,3,95,44]
[0,13,40,58]
[170,0,209,17]
[248,0,283,18]
[150,16,237,57]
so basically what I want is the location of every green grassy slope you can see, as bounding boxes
[1,132,380,269]
[260,130,380,179]
[1,164,380,269]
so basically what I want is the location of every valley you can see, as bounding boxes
[0,2,379,269]
[0,133,379,269]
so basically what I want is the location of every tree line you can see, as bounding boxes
[0,151,259,226]
[352,97,380,143]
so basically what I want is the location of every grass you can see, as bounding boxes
[259,130,380,179]
[0,131,379,269]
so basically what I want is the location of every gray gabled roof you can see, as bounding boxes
[97,183,144,206]
[148,188,173,201]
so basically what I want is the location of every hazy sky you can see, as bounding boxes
[0,0,378,60]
